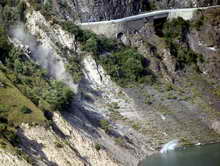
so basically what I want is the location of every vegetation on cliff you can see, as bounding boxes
[60,21,155,86]
[163,17,203,70]
[0,1,220,165]
[0,0,26,26]
[0,23,73,153]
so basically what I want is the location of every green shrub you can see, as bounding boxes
[82,35,117,55]
[60,21,94,42]
[55,141,63,148]
[95,143,101,151]
[42,81,74,111]
[111,102,120,109]
[0,25,11,63]
[213,86,220,98]
[163,17,189,41]
[3,129,19,145]
[17,0,27,22]
[28,0,54,20]
[165,83,174,91]
[169,42,200,70]
[82,36,99,54]
[109,110,124,121]
[60,21,117,53]
[28,0,42,11]
[6,73,21,84]
[138,75,155,85]
[162,18,202,70]
[0,123,7,131]
[132,123,141,131]
[21,106,32,114]
[114,137,126,147]
[167,93,177,100]
[40,0,54,20]
[0,104,8,113]
[192,18,204,30]
[99,119,111,133]
[0,0,27,25]
[64,57,82,83]
[96,48,154,86]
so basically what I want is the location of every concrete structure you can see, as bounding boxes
[78,6,220,38]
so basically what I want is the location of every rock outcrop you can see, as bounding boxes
[0,150,30,166]
[18,113,119,166]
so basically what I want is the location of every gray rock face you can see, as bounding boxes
[56,0,144,22]
[76,0,143,22]
[55,0,220,22]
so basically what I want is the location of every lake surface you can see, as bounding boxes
[138,143,220,166]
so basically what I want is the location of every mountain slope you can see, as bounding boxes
[0,1,220,166]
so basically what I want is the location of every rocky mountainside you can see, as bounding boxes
[0,0,220,166]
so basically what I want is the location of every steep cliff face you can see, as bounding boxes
[18,9,141,165]
[48,0,220,22]
[18,113,119,166]
[0,150,30,166]
[188,8,220,79]
[39,0,146,22]
[72,0,143,22]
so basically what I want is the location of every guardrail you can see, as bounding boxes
[78,5,220,26]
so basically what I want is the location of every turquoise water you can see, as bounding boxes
[139,144,220,166]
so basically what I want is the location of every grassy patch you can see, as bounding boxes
[99,119,111,133]
[213,86,220,98]
[166,93,178,100]
[109,110,126,121]
[157,105,174,115]
[1,45,74,113]
[108,102,120,110]
[131,122,142,131]
[0,71,46,125]
[114,137,127,147]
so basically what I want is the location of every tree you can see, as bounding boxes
[42,81,74,111]
[0,25,10,63]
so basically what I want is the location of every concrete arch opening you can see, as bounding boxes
[116,32,124,40]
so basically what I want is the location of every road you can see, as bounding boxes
[79,5,220,25]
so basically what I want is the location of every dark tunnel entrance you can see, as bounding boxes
[116,32,124,40]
